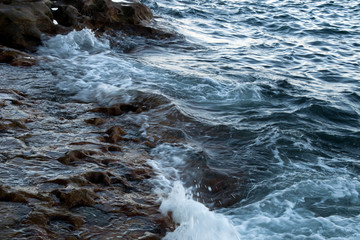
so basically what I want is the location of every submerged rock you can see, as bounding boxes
[83,170,111,186]
[104,125,127,143]
[90,103,145,116]
[84,117,107,126]
[0,89,174,238]
[58,149,99,165]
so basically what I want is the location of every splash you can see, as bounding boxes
[160,181,240,240]
[149,144,240,240]
[38,29,110,58]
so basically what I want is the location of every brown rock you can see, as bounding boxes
[138,232,162,240]
[0,119,27,130]
[84,117,107,126]
[90,103,144,116]
[58,149,98,165]
[101,145,122,152]
[0,0,174,58]
[81,0,152,26]
[112,0,153,25]
[27,212,49,226]
[0,185,28,203]
[28,206,85,229]
[104,125,126,143]
[0,185,52,203]
[52,188,97,208]
[125,166,153,181]
[0,46,37,66]
[143,141,157,148]
[46,175,89,187]
[109,174,134,192]
[0,0,56,50]
[83,170,111,186]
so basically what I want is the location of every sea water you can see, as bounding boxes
[36,0,360,239]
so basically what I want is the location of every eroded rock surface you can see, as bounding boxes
[0,89,173,239]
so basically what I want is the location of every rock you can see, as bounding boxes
[0,185,28,203]
[125,166,153,181]
[28,206,85,229]
[58,149,98,165]
[0,185,52,203]
[0,119,27,130]
[108,173,135,192]
[106,126,127,136]
[80,0,152,26]
[0,46,37,66]
[0,202,32,236]
[0,86,174,237]
[0,0,174,61]
[46,175,90,187]
[90,103,144,116]
[52,188,97,208]
[104,126,127,143]
[143,141,157,148]
[138,232,162,240]
[101,145,122,153]
[52,5,80,28]
[84,117,107,126]
[52,0,173,41]
[52,0,153,26]
[0,0,56,50]
[27,211,49,226]
[111,0,153,25]
[83,170,111,186]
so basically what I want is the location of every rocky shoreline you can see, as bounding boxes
[0,0,173,66]
[0,0,176,239]
[0,87,174,239]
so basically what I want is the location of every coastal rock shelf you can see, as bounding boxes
[0,89,173,239]
[0,0,173,65]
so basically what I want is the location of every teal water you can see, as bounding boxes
[31,0,360,239]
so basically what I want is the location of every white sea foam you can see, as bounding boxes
[38,29,110,58]
[149,144,240,240]
[160,181,240,240]
[149,142,360,240]
[231,176,360,240]
[38,29,138,104]
[38,30,242,239]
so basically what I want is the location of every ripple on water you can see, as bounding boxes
[1,0,358,239]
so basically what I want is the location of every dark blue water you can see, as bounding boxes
[33,0,360,239]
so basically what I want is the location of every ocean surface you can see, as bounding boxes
[10,0,360,239]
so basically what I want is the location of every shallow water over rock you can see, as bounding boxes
[0,85,172,239]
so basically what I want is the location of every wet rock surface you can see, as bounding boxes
[0,0,173,62]
[0,46,38,66]
[0,89,173,239]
